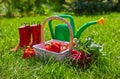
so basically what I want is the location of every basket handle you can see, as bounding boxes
[41,16,74,50]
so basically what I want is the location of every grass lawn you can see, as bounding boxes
[0,13,120,79]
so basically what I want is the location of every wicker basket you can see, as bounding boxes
[33,16,73,61]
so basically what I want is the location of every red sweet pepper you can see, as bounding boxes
[50,42,61,52]
[45,41,63,53]
[45,44,51,51]
[45,41,69,53]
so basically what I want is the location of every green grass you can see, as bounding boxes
[0,13,120,79]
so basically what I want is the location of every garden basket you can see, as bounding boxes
[33,16,74,61]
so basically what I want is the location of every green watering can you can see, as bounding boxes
[48,15,104,41]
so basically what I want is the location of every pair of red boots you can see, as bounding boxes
[11,24,41,51]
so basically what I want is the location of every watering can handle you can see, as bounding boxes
[41,16,74,49]
[48,15,75,39]
[57,15,75,28]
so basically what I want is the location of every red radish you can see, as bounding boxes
[71,54,81,60]
[81,51,87,60]
[71,49,87,61]
[71,49,79,55]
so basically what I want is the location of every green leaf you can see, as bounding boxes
[73,35,103,56]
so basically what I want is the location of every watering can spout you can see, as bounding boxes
[75,17,104,39]
[96,17,104,25]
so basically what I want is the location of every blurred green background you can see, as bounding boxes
[0,0,120,17]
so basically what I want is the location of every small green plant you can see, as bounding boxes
[74,35,103,57]
[70,35,103,67]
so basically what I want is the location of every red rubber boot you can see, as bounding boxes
[19,25,31,48]
[30,24,41,47]
[10,25,31,51]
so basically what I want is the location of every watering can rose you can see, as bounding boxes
[97,17,104,24]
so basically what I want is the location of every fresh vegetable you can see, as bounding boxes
[71,35,103,66]
[51,41,61,47]
[50,42,61,52]
[71,49,79,55]
[45,41,68,53]
[23,47,35,59]
[71,49,87,61]
[45,44,51,51]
